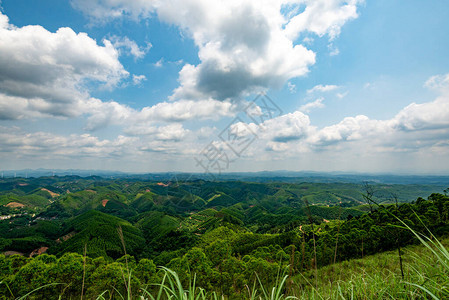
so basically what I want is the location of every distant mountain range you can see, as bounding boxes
[0,169,126,178]
[1,169,448,185]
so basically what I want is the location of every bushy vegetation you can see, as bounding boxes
[0,176,448,299]
[1,234,449,299]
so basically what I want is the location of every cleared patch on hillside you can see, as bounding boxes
[5,201,25,208]
[41,188,60,198]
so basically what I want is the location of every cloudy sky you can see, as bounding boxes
[1,0,449,174]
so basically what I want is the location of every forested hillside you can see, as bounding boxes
[0,176,448,299]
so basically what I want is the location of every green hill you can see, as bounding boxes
[50,210,145,259]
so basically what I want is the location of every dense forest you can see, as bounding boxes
[0,175,448,299]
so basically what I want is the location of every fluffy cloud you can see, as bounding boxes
[132,74,147,86]
[307,84,340,94]
[299,98,325,113]
[80,98,238,132]
[392,96,449,131]
[110,35,151,59]
[284,0,362,40]
[310,74,449,146]
[0,127,137,158]
[311,95,449,151]
[70,0,157,21]
[308,115,389,146]
[261,111,313,143]
[0,124,197,166]
[124,123,190,141]
[162,1,315,101]
[298,84,341,114]
[212,74,449,156]
[73,98,236,133]
[135,99,236,123]
[303,92,449,149]
[0,11,248,129]
[0,12,129,120]
[227,111,313,153]
[425,73,449,93]
[71,0,362,102]
[3,73,449,172]
[154,58,164,68]
[84,98,134,131]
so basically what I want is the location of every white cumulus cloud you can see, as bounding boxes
[284,0,362,41]
[135,99,236,123]
[299,98,325,113]
[70,0,157,21]
[0,12,129,120]
[307,84,340,94]
[110,35,151,59]
[71,0,363,103]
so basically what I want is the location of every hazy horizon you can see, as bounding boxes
[2,168,449,178]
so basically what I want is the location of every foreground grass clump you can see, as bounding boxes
[293,235,449,299]
[94,265,296,300]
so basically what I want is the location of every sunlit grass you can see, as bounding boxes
[292,235,449,299]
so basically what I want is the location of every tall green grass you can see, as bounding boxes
[94,266,294,300]
[292,234,449,299]
[398,215,449,299]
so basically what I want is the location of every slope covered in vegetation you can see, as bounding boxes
[0,176,448,298]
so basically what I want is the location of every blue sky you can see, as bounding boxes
[1,0,449,174]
